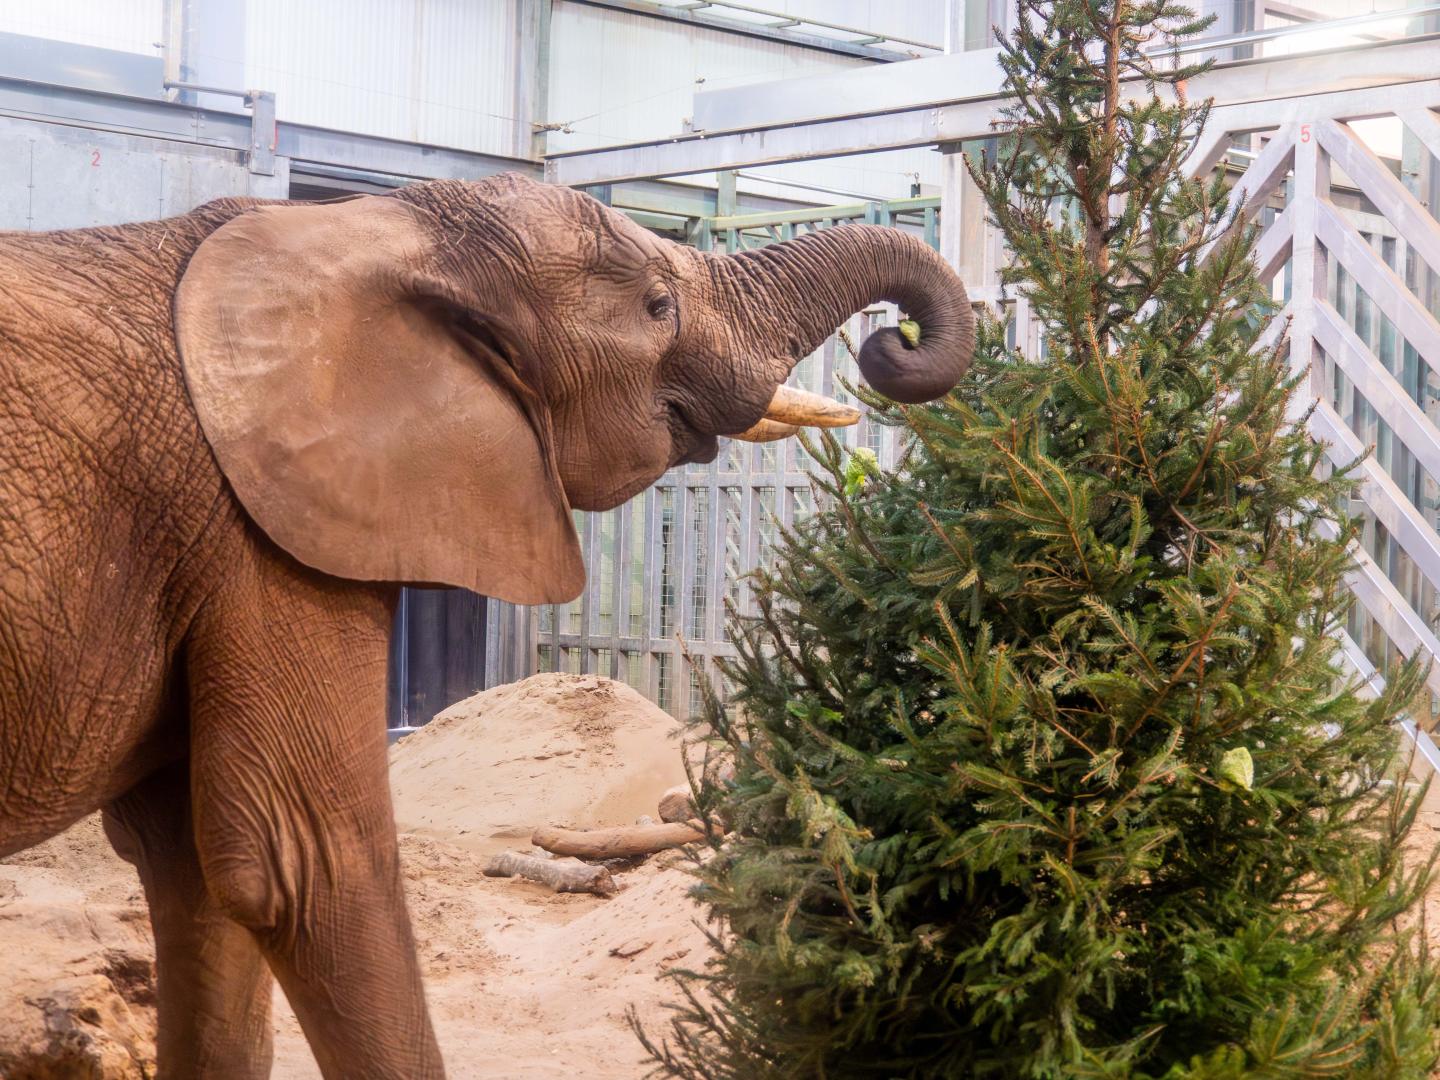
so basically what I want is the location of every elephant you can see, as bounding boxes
[0,173,973,1078]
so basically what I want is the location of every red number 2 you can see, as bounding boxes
[1299,124,1311,143]
[90,149,101,166]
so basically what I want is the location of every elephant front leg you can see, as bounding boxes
[104,760,274,1080]
[186,574,442,1080]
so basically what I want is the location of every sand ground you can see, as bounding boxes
[10,674,1440,1078]
[1,674,711,1079]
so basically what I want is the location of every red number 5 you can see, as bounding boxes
[1300,124,1311,143]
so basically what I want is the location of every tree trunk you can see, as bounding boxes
[531,822,705,860]
[482,851,617,895]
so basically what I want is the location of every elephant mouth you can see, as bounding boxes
[663,397,721,467]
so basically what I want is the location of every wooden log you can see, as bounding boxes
[657,785,696,824]
[482,851,617,896]
[531,821,705,860]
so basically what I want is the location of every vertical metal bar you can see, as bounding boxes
[708,455,725,646]
[161,0,191,104]
[581,511,599,672]
[245,91,277,176]
[397,588,410,726]
[520,0,554,161]
[692,216,713,251]
[944,0,966,53]
[483,597,501,689]
[717,170,737,216]
[1289,133,1329,419]
[615,498,633,661]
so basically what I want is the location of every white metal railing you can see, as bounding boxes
[1196,85,1440,756]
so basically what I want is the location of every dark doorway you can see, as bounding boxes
[386,587,488,728]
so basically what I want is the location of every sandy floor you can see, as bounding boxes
[1,674,711,1079]
[13,674,1440,1078]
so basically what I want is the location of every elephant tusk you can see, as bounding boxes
[762,385,861,429]
[732,418,800,443]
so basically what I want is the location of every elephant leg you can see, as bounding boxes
[104,760,274,1080]
[185,570,441,1080]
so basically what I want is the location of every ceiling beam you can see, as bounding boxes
[563,0,928,62]
[545,33,1440,186]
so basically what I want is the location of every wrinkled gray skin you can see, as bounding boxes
[0,175,972,1078]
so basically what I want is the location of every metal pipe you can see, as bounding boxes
[162,79,249,98]
[733,171,884,202]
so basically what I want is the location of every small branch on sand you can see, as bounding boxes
[483,851,617,896]
[532,821,705,860]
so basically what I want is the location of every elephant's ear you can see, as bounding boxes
[174,195,584,605]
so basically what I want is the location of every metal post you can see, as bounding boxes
[1288,134,1329,420]
[246,90,277,177]
[520,0,554,161]
[939,145,966,273]
[717,170,737,216]
[160,0,191,105]
[944,0,966,53]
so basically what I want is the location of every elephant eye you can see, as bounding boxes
[646,293,675,321]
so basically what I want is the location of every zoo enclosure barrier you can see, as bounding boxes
[487,76,1440,754]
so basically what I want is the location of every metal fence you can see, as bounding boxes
[1186,84,1440,766]
[489,99,1440,749]
[518,197,939,716]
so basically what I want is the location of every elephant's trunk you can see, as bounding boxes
[723,224,975,405]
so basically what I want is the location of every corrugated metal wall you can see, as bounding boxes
[547,1,942,201]
[0,0,163,55]
[1,1,948,194]
[244,0,523,155]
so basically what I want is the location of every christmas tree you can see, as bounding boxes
[639,1,1440,1076]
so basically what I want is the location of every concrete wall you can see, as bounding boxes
[0,116,287,232]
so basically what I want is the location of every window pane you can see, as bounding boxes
[657,651,673,712]
[689,661,709,719]
[723,486,744,612]
[596,510,616,637]
[789,485,813,524]
[658,488,678,637]
[628,496,647,638]
[754,487,778,570]
[625,650,644,689]
[688,487,710,641]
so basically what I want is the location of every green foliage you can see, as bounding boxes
[637,2,1440,1077]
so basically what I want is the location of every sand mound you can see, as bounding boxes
[390,672,690,855]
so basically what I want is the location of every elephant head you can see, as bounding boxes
[174,174,973,605]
